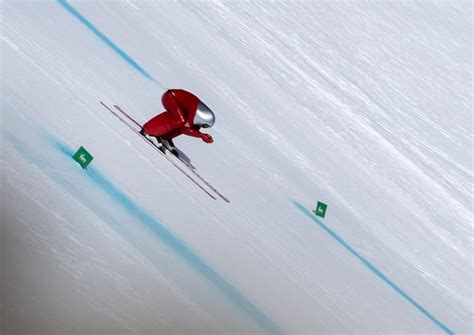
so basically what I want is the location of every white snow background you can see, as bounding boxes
[1,1,472,334]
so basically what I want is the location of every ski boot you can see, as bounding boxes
[140,128,165,151]
[161,138,179,157]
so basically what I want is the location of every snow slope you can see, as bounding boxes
[1,1,472,334]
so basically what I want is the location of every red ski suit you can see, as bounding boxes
[142,89,213,143]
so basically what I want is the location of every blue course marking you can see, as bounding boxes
[57,0,166,90]
[1,111,283,334]
[291,200,454,335]
[82,168,283,335]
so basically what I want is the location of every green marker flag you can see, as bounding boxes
[313,201,327,218]
[73,146,93,169]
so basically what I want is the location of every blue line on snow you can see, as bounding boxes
[57,0,166,89]
[81,168,282,335]
[1,113,283,334]
[291,200,454,335]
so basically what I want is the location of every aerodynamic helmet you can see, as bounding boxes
[193,102,215,128]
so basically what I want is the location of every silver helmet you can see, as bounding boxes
[193,102,215,128]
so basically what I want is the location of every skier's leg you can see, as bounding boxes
[141,92,186,137]
[142,112,174,136]
[162,90,187,124]
[162,128,182,140]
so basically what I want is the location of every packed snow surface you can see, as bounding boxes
[1,1,472,334]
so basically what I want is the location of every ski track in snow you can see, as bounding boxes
[1,1,472,334]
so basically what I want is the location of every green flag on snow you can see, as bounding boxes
[73,146,93,169]
[313,201,327,218]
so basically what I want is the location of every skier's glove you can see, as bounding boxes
[201,134,213,143]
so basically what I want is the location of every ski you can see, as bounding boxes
[113,104,230,203]
[100,101,217,200]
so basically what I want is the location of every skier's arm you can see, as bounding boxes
[181,127,213,143]
[181,126,205,138]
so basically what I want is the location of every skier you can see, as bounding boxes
[140,89,215,156]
